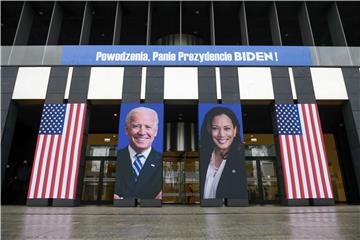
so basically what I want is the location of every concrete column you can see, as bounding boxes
[341,68,360,203]
[198,67,217,104]
[51,67,91,207]
[1,67,19,188]
[219,67,248,207]
[270,67,309,206]
[1,67,19,207]
[145,67,164,103]
[220,67,240,103]
[121,67,143,103]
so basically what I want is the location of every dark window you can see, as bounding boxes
[27,2,53,45]
[214,1,242,45]
[337,2,360,46]
[89,2,116,45]
[1,1,23,45]
[150,1,180,45]
[119,2,148,45]
[58,2,85,45]
[307,2,333,46]
[182,2,211,45]
[277,2,304,46]
[246,2,273,45]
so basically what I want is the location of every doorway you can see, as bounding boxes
[246,157,279,204]
[244,133,280,205]
[2,103,42,205]
[81,156,116,204]
[81,135,117,204]
[162,151,200,204]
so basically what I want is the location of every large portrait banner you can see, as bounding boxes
[114,103,164,200]
[198,104,248,201]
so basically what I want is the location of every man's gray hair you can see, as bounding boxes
[125,107,159,128]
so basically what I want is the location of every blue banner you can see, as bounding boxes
[61,45,312,66]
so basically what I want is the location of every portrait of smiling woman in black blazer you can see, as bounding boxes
[199,106,247,200]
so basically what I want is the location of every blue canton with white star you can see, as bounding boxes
[275,104,302,135]
[39,104,67,134]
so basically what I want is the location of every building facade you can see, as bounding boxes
[1,0,360,206]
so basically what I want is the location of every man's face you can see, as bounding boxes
[126,110,158,153]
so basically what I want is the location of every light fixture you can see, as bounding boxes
[250,137,257,142]
[114,113,118,117]
[104,138,111,142]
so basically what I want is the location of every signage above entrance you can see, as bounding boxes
[61,45,312,66]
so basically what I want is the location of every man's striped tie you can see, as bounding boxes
[133,153,144,182]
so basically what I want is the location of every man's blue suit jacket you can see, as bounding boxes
[115,147,162,199]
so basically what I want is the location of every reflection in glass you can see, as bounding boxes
[163,159,181,202]
[82,161,101,201]
[184,158,199,204]
[162,152,200,204]
[246,159,279,203]
[260,160,279,201]
[88,145,117,157]
[246,161,259,201]
[101,161,116,200]
[245,145,276,157]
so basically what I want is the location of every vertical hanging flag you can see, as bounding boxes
[28,103,87,200]
[275,103,333,200]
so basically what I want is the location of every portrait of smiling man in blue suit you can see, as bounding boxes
[114,104,163,200]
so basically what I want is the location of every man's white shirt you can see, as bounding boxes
[128,145,152,167]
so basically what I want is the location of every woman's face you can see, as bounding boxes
[210,114,237,153]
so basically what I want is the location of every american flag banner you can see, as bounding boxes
[28,103,87,199]
[275,104,333,200]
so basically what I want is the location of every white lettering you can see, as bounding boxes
[233,51,275,62]
[178,52,232,62]
[95,51,149,62]
[152,52,176,61]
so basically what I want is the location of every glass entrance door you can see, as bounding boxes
[81,144,117,204]
[162,152,200,204]
[81,158,116,204]
[246,157,279,204]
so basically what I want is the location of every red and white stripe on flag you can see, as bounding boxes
[27,103,87,199]
[275,103,333,199]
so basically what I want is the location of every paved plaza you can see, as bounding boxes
[2,205,360,239]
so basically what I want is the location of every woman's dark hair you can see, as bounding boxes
[200,107,243,155]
